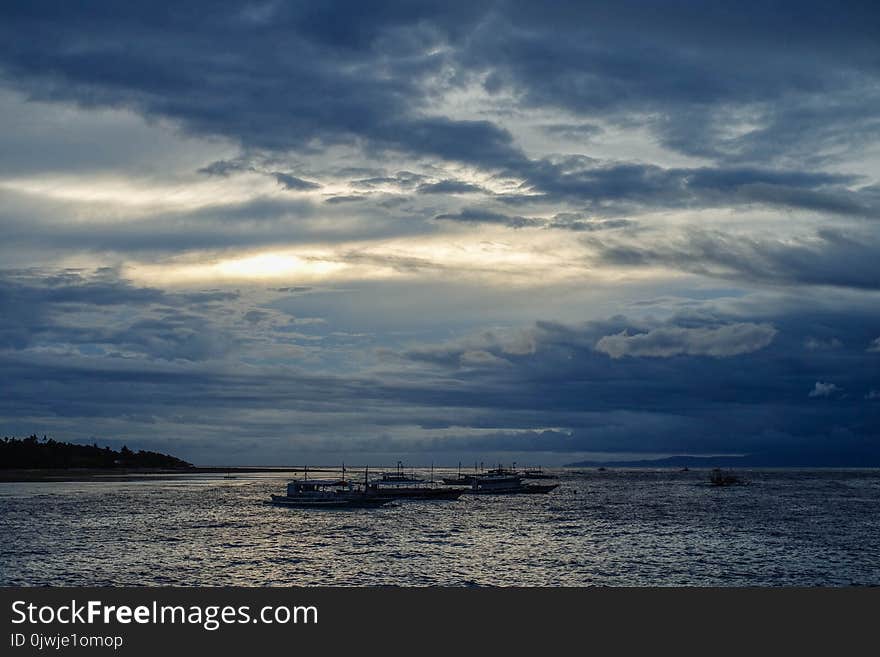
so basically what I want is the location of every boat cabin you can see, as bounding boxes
[286,479,351,496]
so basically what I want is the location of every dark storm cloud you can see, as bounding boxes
[431,208,634,231]
[0,191,430,255]
[198,158,322,191]
[350,171,427,190]
[501,159,872,217]
[0,1,522,172]
[433,208,543,229]
[2,2,879,464]
[417,179,485,194]
[197,159,250,177]
[548,215,633,232]
[594,323,778,359]
[390,308,880,457]
[2,267,879,462]
[0,269,240,360]
[324,194,369,204]
[271,173,322,191]
[0,268,163,349]
[467,1,880,166]
[590,227,880,291]
[2,1,876,187]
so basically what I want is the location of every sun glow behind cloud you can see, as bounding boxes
[121,226,654,288]
[127,251,349,285]
[0,173,282,212]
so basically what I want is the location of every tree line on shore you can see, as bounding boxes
[0,434,193,469]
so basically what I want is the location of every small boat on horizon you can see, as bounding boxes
[709,468,743,486]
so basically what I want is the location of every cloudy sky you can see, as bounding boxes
[1,1,878,465]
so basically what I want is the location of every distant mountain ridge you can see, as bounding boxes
[566,449,880,468]
[0,434,193,470]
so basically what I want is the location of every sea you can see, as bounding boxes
[2,469,879,586]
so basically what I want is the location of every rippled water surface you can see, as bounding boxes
[3,469,880,586]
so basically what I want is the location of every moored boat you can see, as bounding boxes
[441,462,479,486]
[520,467,555,480]
[269,474,393,508]
[466,467,559,495]
[441,474,474,485]
[366,461,464,500]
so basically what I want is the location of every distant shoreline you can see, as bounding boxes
[0,466,332,483]
[3,464,879,483]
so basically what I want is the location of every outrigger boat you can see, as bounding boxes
[520,466,555,480]
[269,467,393,508]
[442,462,556,484]
[441,461,478,486]
[467,465,559,495]
[469,477,559,495]
[367,462,464,500]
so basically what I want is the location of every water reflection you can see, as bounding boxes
[2,469,879,586]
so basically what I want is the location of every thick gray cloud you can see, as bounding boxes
[590,228,880,291]
[1,2,877,212]
[540,123,603,141]
[272,173,322,191]
[594,323,777,359]
[417,179,485,194]
[468,2,880,167]
[0,3,878,464]
[0,268,878,463]
[433,208,543,229]
[500,160,871,217]
[0,269,243,360]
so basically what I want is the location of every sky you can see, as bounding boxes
[0,1,878,466]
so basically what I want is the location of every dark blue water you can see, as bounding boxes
[2,469,879,586]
